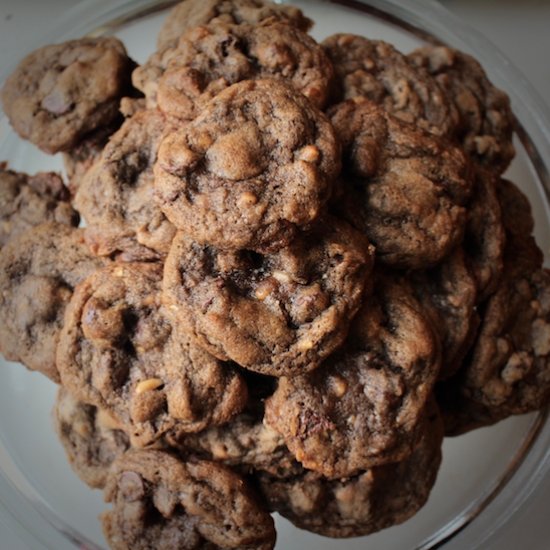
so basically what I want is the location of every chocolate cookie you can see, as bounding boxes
[157,0,312,50]
[258,401,443,538]
[57,262,247,446]
[155,79,340,251]
[461,244,548,413]
[0,166,79,249]
[62,120,122,194]
[175,412,300,478]
[408,46,515,174]
[264,272,440,478]
[323,34,458,137]
[163,217,373,376]
[155,20,334,119]
[0,223,108,382]
[1,37,133,154]
[462,168,505,302]
[440,181,548,433]
[330,98,472,269]
[102,449,276,550]
[74,109,176,261]
[411,248,479,380]
[497,178,535,238]
[54,388,129,489]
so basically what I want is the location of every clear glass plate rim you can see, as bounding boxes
[0,1,549,549]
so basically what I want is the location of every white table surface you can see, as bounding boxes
[0,1,549,549]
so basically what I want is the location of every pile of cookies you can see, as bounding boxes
[1,0,549,548]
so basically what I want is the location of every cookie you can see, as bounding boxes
[439,181,548,433]
[62,120,122,194]
[330,98,472,269]
[410,248,479,380]
[0,223,108,382]
[0,166,79,249]
[462,168,505,302]
[74,109,176,261]
[53,388,129,489]
[102,449,276,550]
[264,272,440,478]
[497,178,535,237]
[1,37,134,154]
[322,34,458,137]
[461,243,548,414]
[57,262,247,446]
[155,20,333,119]
[408,46,515,174]
[258,401,443,538]
[162,216,373,376]
[175,412,300,478]
[156,0,312,50]
[154,79,340,251]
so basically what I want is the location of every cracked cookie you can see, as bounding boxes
[163,216,373,376]
[408,46,515,174]
[462,168,505,302]
[264,272,440,478]
[155,79,340,251]
[57,262,248,446]
[74,109,177,261]
[439,180,549,433]
[330,98,472,269]
[54,388,129,489]
[102,448,276,550]
[410,248,479,380]
[62,120,122,194]
[155,20,333,119]
[156,0,312,51]
[175,411,300,478]
[1,37,134,154]
[0,166,79,249]
[0,223,108,382]
[323,34,458,137]
[258,400,443,538]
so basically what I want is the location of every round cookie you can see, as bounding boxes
[53,388,129,489]
[461,243,548,416]
[330,98,472,269]
[57,262,248,446]
[497,178,535,238]
[74,109,177,261]
[156,20,334,119]
[408,46,515,174]
[162,217,373,377]
[410,248,479,380]
[174,412,300,478]
[257,401,443,538]
[264,272,441,478]
[0,223,108,382]
[439,180,548,433]
[156,0,312,50]
[1,37,134,154]
[62,120,122,194]
[102,449,276,550]
[322,34,458,137]
[462,168,505,302]
[0,166,79,249]
[155,79,340,251]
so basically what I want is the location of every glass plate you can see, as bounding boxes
[0,1,549,549]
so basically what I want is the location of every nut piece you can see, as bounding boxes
[272,270,291,284]
[330,375,348,397]
[298,145,321,164]
[238,191,258,207]
[135,378,164,395]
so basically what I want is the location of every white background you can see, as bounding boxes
[0,1,549,549]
